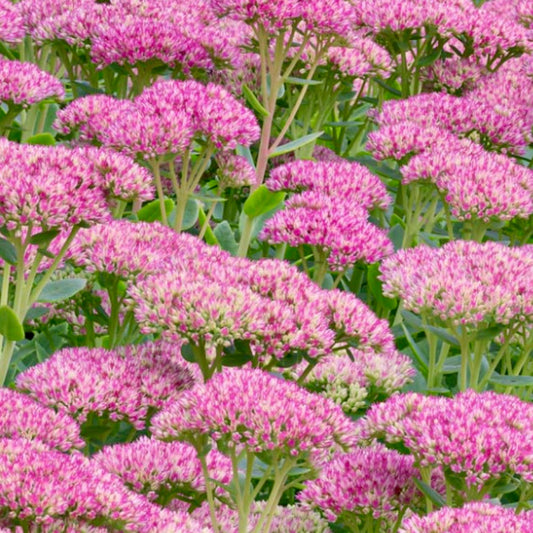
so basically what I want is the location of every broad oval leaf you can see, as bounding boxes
[37,278,87,303]
[243,185,285,219]
[0,305,24,341]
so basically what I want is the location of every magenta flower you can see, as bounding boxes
[299,444,424,524]
[0,388,83,452]
[260,194,393,271]
[266,160,392,211]
[399,502,533,533]
[216,152,257,189]
[66,220,190,280]
[379,240,533,328]
[0,59,64,107]
[0,0,24,43]
[151,367,358,459]
[358,390,533,491]
[94,436,232,503]
[401,140,533,222]
[0,438,197,531]
[16,342,196,430]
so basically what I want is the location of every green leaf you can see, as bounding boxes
[0,237,17,264]
[373,77,402,97]
[367,263,397,310]
[285,76,323,86]
[0,305,24,341]
[214,221,238,254]
[37,278,87,303]
[242,85,269,117]
[25,133,56,146]
[413,478,446,508]
[401,324,428,371]
[71,81,105,96]
[388,224,405,251]
[137,198,175,223]
[489,375,533,387]
[29,230,60,246]
[197,206,218,246]
[181,198,200,230]
[269,131,324,158]
[243,185,285,219]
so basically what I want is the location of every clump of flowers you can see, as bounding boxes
[0,388,83,452]
[357,390,533,503]
[16,342,196,433]
[55,79,259,230]
[292,351,414,414]
[299,444,425,530]
[152,367,357,533]
[399,502,533,533]
[94,436,232,507]
[0,437,198,531]
[260,160,393,283]
[379,240,533,389]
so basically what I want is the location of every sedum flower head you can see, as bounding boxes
[299,444,424,524]
[16,342,196,430]
[0,437,195,531]
[94,436,232,502]
[151,367,358,459]
[358,390,533,489]
[0,388,83,452]
[379,240,533,328]
[0,59,64,107]
[399,502,533,533]
[0,0,24,43]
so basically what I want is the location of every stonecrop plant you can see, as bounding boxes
[0,0,531,532]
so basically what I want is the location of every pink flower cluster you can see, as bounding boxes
[129,237,398,362]
[215,152,257,189]
[0,438,198,531]
[0,0,24,43]
[260,160,393,271]
[94,436,232,502]
[66,220,192,281]
[55,79,260,158]
[299,444,424,524]
[400,502,533,533]
[0,140,153,237]
[293,351,414,414]
[190,501,332,532]
[368,74,533,155]
[0,59,64,107]
[210,0,356,38]
[0,389,83,452]
[17,0,247,76]
[400,136,533,222]
[379,240,533,328]
[16,342,196,430]
[151,367,358,459]
[358,390,533,489]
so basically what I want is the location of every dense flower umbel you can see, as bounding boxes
[190,501,332,532]
[0,59,64,106]
[260,194,393,271]
[399,502,533,533]
[0,0,24,43]
[266,160,391,211]
[299,444,424,524]
[151,367,358,458]
[94,436,232,502]
[400,138,533,222]
[357,391,533,489]
[369,89,533,155]
[294,351,415,414]
[55,80,260,158]
[379,241,533,328]
[0,389,83,452]
[66,220,189,280]
[16,342,196,430]
[0,438,197,531]
[216,152,257,188]
[0,140,153,237]
[210,0,355,37]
